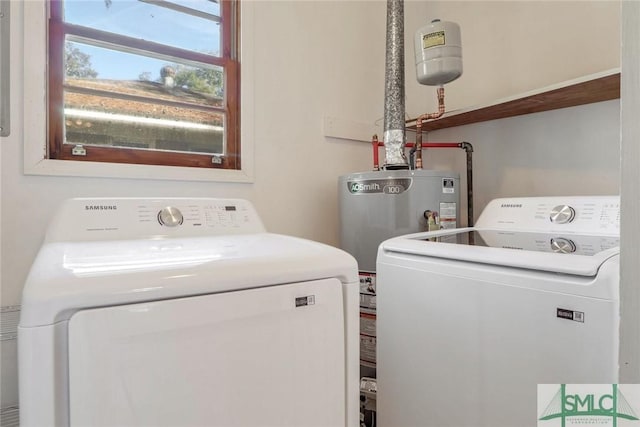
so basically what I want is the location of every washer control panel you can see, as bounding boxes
[476,196,620,234]
[45,198,267,242]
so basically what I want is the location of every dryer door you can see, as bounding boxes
[67,278,345,427]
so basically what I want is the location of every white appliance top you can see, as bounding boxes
[21,198,358,328]
[380,196,620,276]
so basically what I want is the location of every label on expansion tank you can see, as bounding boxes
[423,31,446,49]
[347,178,412,195]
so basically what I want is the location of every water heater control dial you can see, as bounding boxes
[550,237,576,254]
[550,205,576,224]
[158,206,183,227]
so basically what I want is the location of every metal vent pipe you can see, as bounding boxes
[383,0,408,170]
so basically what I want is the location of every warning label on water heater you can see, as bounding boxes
[439,202,457,229]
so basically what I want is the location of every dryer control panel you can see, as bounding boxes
[44,198,266,242]
[476,196,620,235]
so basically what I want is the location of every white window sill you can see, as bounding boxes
[24,157,254,183]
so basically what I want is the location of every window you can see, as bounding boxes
[47,0,240,170]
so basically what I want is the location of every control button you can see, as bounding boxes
[550,237,576,254]
[550,205,576,224]
[158,207,183,227]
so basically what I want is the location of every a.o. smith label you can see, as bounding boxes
[347,178,412,195]
[557,308,584,323]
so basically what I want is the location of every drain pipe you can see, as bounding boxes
[382,0,408,170]
[460,141,474,226]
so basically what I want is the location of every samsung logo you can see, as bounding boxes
[85,205,118,211]
[500,204,523,208]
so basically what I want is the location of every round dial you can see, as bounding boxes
[550,237,576,254]
[157,206,183,227]
[549,205,576,224]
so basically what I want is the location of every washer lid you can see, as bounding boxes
[380,227,619,277]
[20,233,357,328]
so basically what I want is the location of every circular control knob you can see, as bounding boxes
[550,205,576,224]
[550,237,576,254]
[157,206,183,227]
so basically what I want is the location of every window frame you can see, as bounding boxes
[47,0,241,170]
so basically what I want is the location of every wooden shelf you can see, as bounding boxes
[408,69,621,132]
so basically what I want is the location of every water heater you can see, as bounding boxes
[339,168,460,393]
[414,19,463,86]
[339,170,460,273]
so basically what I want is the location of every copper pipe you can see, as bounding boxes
[372,135,380,171]
[372,139,459,171]
[415,87,445,169]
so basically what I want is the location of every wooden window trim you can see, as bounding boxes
[47,0,240,170]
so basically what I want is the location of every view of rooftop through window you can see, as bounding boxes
[48,0,239,167]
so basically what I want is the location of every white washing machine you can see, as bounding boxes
[376,196,620,427]
[18,198,359,427]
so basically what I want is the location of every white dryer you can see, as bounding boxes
[376,196,620,427]
[19,198,359,427]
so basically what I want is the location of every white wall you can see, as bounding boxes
[408,0,621,221]
[619,0,640,383]
[423,100,620,223]
[0,0,623,413]
[407,1,620,114]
